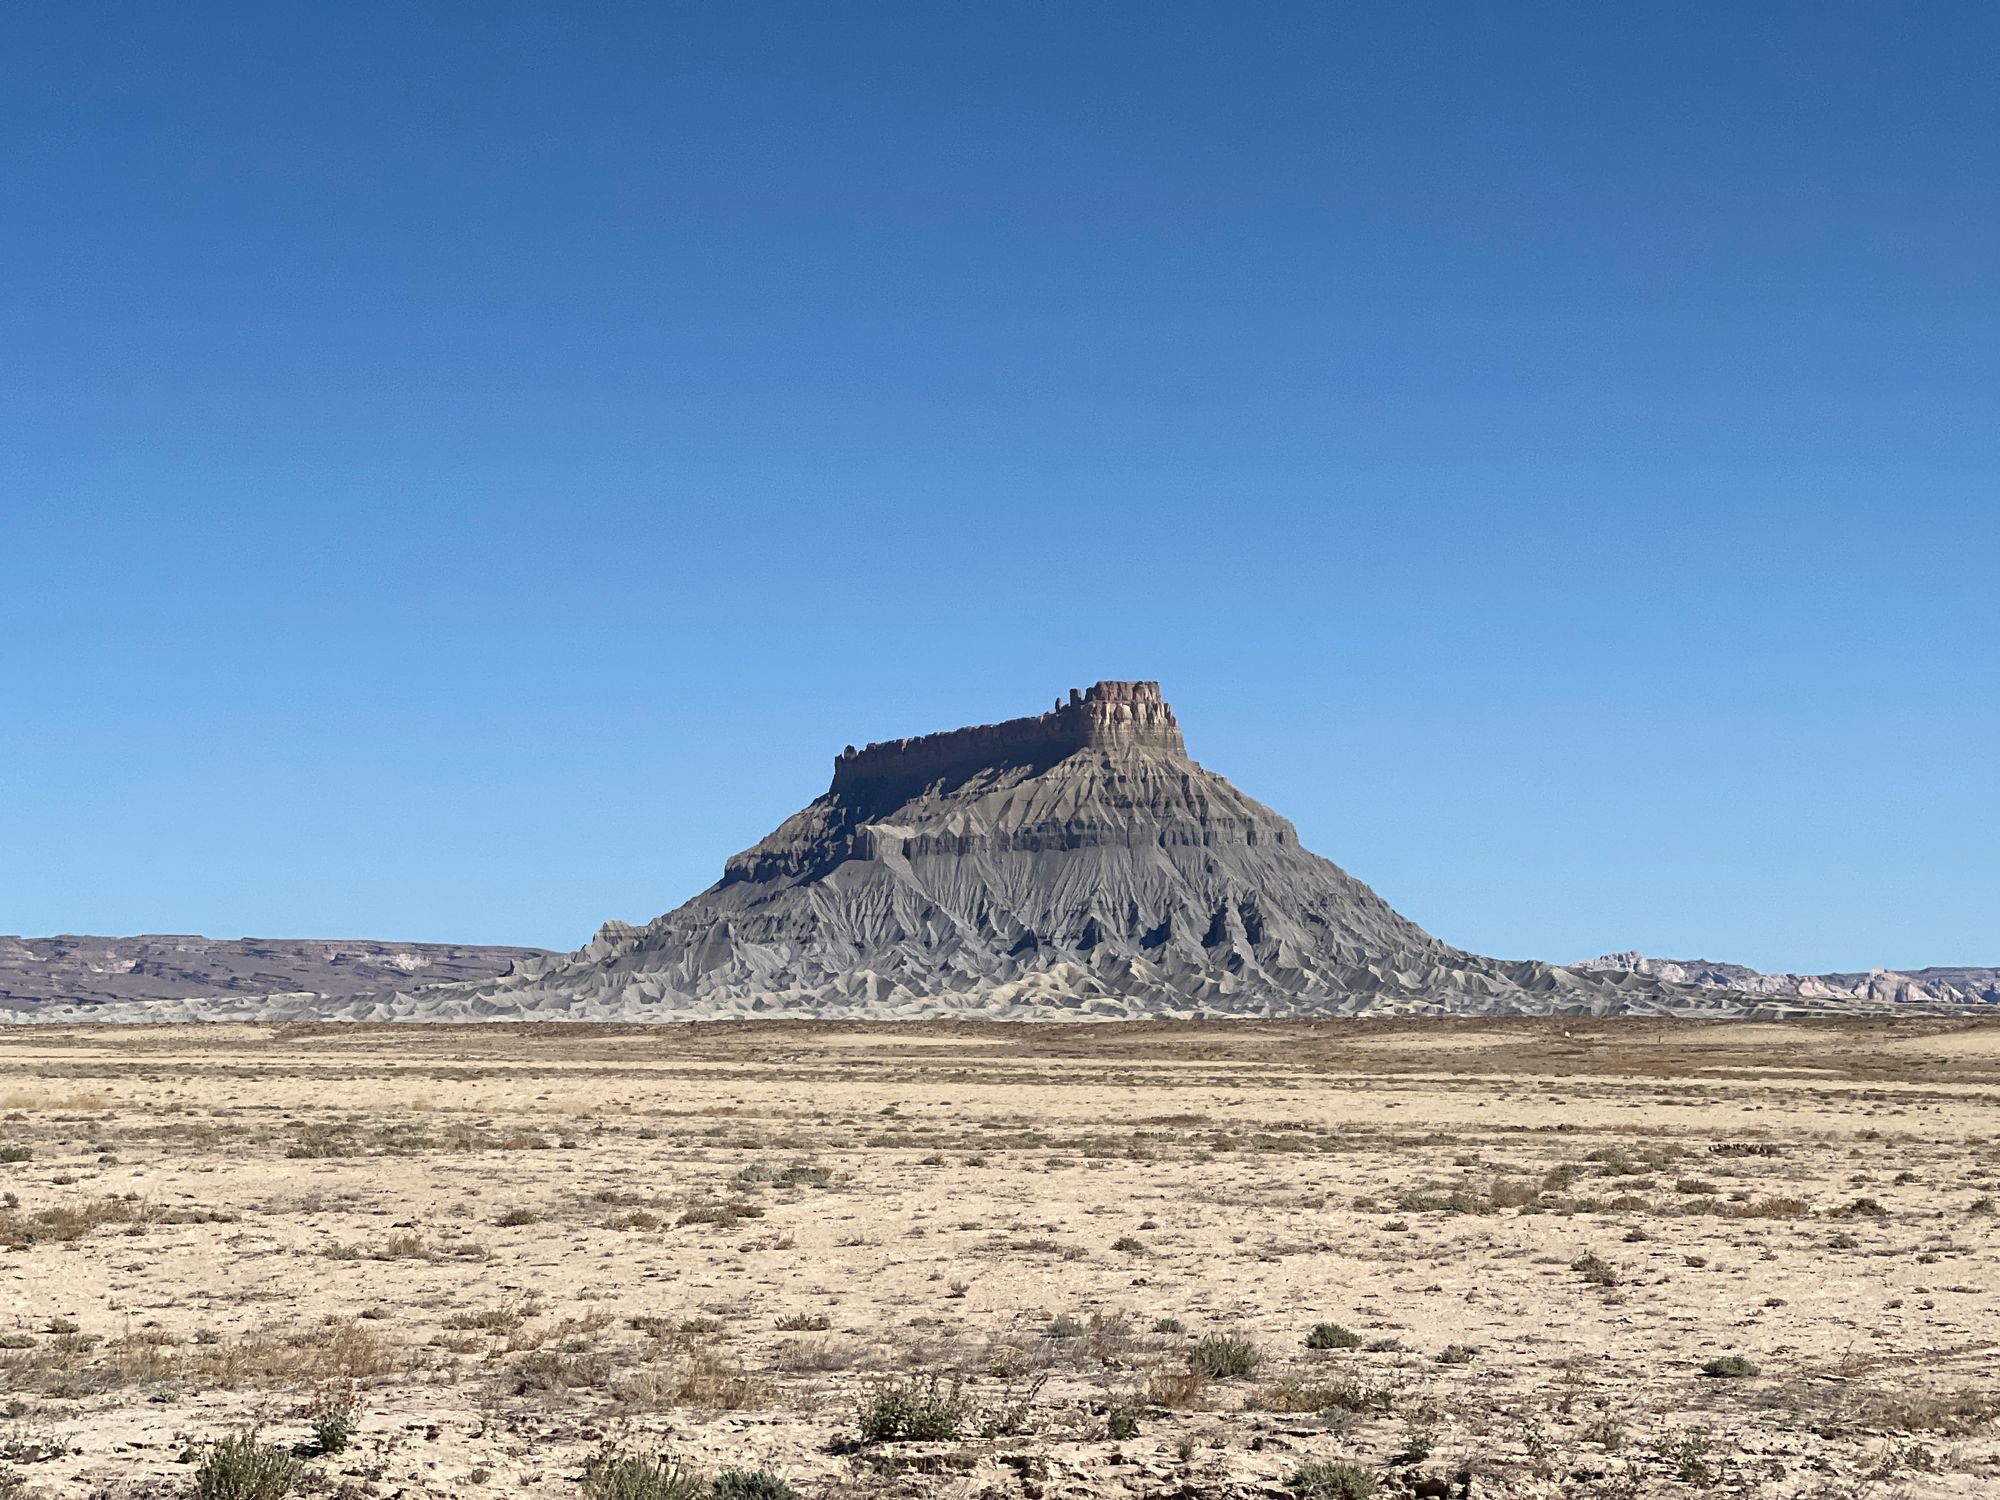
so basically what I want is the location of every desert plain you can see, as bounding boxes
[0,1019,1996,1498]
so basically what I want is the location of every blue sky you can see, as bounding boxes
[4,3,1994,970]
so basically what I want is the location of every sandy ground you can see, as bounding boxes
[0,1017,1996,1498]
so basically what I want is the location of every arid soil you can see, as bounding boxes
[0,1019,1997,1498]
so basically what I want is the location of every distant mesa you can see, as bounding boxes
[8,682,1987,1023]
[0,935,546,1009]
[1574,952,2000,1010]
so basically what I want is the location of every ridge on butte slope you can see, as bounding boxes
[338,680,1768,1021]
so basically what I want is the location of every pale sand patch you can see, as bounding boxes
[1878,1027,2000,1057]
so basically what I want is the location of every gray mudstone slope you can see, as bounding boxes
[358,681,1771,1021]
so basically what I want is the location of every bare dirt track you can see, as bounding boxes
[0,1018,1997,1498]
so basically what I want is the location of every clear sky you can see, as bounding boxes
[4,3,1994,972]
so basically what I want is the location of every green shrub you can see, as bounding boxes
[773,1163,833,1190]
[308,1382,360,1454]
[1306,1323,1361,1350]
[1700,1354,1759,1379]
[1651,1426,1715,1485]
[711,1472,799,1500]
[1190,1334,1261,1379]
[1047,1314,1085,1339]
[1437,1343,1477,1365]
[1106,1401,1140,1440]
[1571,1251,1618,1287]
[192,1432,299,1500]
[855,1373,972,1443]
[579,1447,705,1500]
[1287,1460,1378,1498]
[1151,1317,1185,1335]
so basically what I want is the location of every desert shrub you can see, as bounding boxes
[495,1206,539,1227]
[855,1373,972,1443]
[1105,1400,1140,1440]
[1840,1197,1889,1219]
[1306,1323,1360,1350]
[1390,1188,1488,1215]
[617,1350,769,1410]
[1398,1404,1439,1462]
[773,1337,850,1374]
[0,1423,72,1465]
[1361,1337,1405,1354]
[1701,1354,1760,1379]
[308,1381,361,1453]
[285,1126,355,1159]
[446,1302,536,1335]
[1260,1376,1394,1415]
[1146,1361,1207,1408]
[1189,1334,1261,1379]
[1151,1317,1185,1335]
[1047,1314,1085,1340]
[192,1431,298,1500]
[1437,1343,1477,1365]
[1582,1414,1626,1449]
[1111,1235,1146,1254]
[1081,1311,1135,1363]
[0,1148,29,1165]
[773,1313,830,1332]
[579,1446,705,1500]
[978,1372,1046,1438]
[1287,1460,1378,1498]
[0,1195,147,1249]
[1651,1426,1715,1486]
[1571,1252,1618,1287]
[711,1471,798,1500]
[1856,1388,2000,1435]
[513,1348,613,1393]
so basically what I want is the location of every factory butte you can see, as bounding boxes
[17,680,1978,1022]
[356,680,1724,1021]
